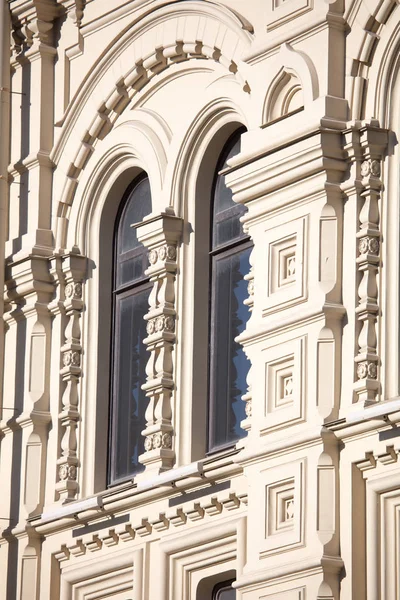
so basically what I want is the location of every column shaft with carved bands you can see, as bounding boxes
[352,125,388,406]
[136,213,183,476]
[56,254,86,502]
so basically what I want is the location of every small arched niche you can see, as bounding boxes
[266,69,304,123]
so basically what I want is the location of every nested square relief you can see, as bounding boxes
[264,216,308,316]
[263,337,305,432]
[267,478,295,536]
[261,460,305,556]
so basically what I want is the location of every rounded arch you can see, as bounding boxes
[69,128,156,495]
[52,1,253,240]
[58,115,166,251]
[169,98,248,219]
[262,43,319,125]
[171,100,248,465]
[346,1,400,121]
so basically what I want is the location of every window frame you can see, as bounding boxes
[207,129,252,454]
[107,173,151,486]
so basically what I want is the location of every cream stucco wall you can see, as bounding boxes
[1,1,400,599]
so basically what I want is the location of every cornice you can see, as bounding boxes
[25,455,245,538]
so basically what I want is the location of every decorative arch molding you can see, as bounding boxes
[262,43,319,125]
[62,118,165,251]
[52,2,253,249]
[346,0,400,121]
[168,97,248,217]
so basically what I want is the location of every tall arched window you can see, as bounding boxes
[108,174,152,484]
[208,131,252,452]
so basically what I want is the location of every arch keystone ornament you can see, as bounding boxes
[135,212,183,477]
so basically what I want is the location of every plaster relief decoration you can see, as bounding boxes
[136,213,183,476]
[357,460,400,599]
[266,0,313,31]
[264,216,308,315]
[263,337,305,432]
[349,124,388,407]
[260,459,304,556]
[57,549,139,600]
[56,253,87,502]
[266,70,304,123]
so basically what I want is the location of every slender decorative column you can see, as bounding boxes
[351,124,388,406]
[56,253,86,502]
[136,212,183,476]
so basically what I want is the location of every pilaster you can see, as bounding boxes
[8,0,59,256]
[136,212,183,477]
[3,253,54,528]
[226,124,346,598]
[343,123,389,408]
[55,252,87,503]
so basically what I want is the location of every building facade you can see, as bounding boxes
[1,0,400,598]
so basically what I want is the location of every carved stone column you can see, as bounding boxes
[136,212,183,476]
[55,253,86,502]
[347,124,388,407]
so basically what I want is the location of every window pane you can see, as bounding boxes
[111,285,150,481]
[116,176,152,287]
[209,245,251,450]
[212,136,246,250]
[212,582,236,600]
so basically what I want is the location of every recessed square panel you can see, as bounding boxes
[262,337,305,433]
[263,216,308,316]
[260,459,305,556]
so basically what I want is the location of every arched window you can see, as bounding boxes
[108,174,152,484]
[208,131,252,452]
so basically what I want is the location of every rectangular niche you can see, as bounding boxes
[260,459,305,557]
[266,0,313,31]
[263,216,308,316]
[263,336,305,433]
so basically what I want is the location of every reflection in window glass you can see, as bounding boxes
[208,131,251,452]
[109,174,151,484]
[212,580,236,600]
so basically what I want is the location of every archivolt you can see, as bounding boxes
[346,0,400,121]
[52,1,253,248]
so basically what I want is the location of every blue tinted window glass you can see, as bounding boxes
[111,286,149,480]
[116,176,151,287]
[209,130,251,452]
[209,246,251,449]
